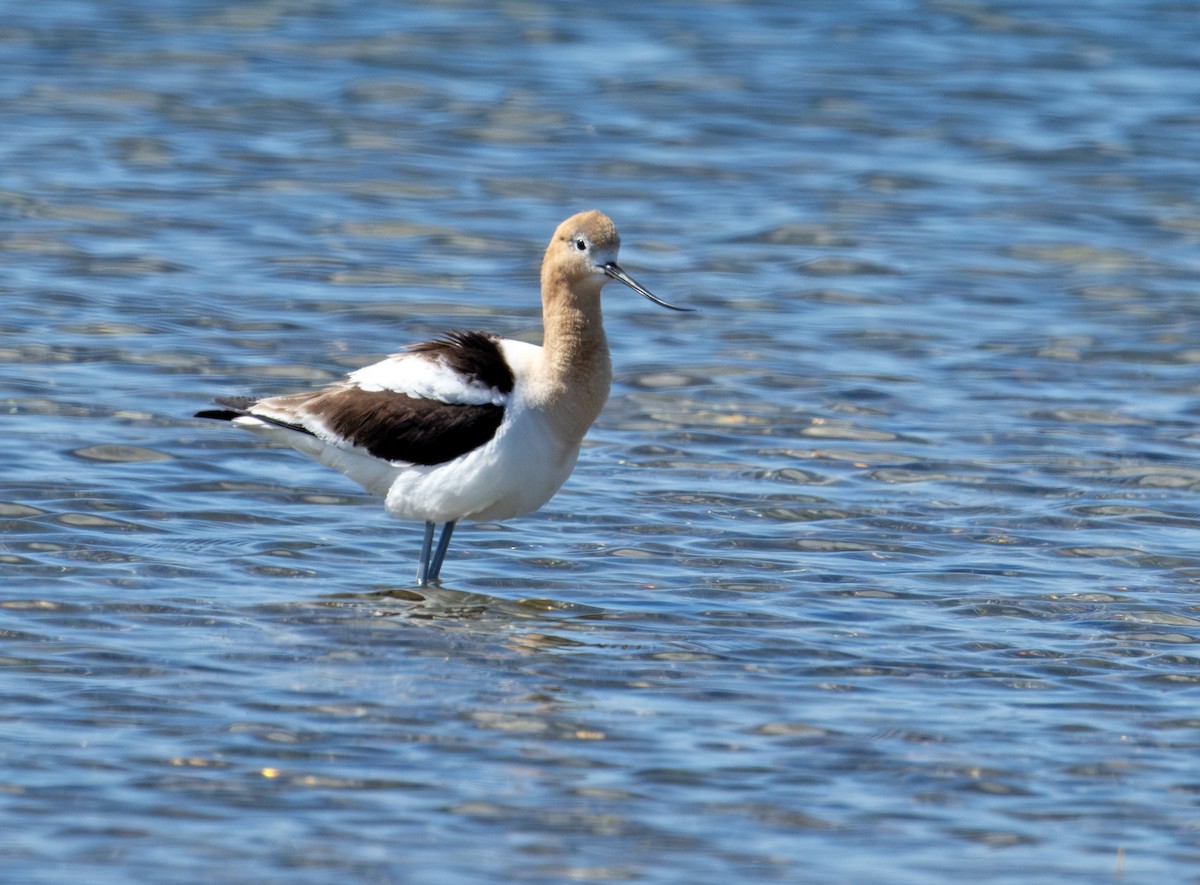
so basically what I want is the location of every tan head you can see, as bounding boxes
[542,210,693,311]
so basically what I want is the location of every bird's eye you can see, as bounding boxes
[574,238,587,251]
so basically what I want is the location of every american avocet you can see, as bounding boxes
[197,210,691,586]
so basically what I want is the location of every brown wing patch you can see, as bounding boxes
[307,387,504,466]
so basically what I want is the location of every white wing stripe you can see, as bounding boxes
[348,353,507,406]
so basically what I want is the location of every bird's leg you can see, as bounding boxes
[417,521,436,586]
[427,521,457,584]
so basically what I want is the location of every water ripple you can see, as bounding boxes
[3,1,1200,882]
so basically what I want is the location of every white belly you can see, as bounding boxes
[382,402,579,524]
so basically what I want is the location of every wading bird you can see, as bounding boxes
[197,210,691,585]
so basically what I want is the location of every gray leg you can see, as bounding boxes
[417,521,436,586]
[427,521,456,584]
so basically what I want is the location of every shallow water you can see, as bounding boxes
[3,1,1200,882]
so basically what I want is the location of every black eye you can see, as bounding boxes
[574,238,587,251]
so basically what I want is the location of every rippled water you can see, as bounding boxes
[3,1,1200,882]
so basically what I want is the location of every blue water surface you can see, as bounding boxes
[2,1,1200,882]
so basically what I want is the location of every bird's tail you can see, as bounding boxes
[194,395,259,422]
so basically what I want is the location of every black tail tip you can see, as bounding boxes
[195,396,258,422]
[194,408,242,422]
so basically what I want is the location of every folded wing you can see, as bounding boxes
[196,331,516,467]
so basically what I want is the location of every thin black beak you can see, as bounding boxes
[603,263,695,312]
